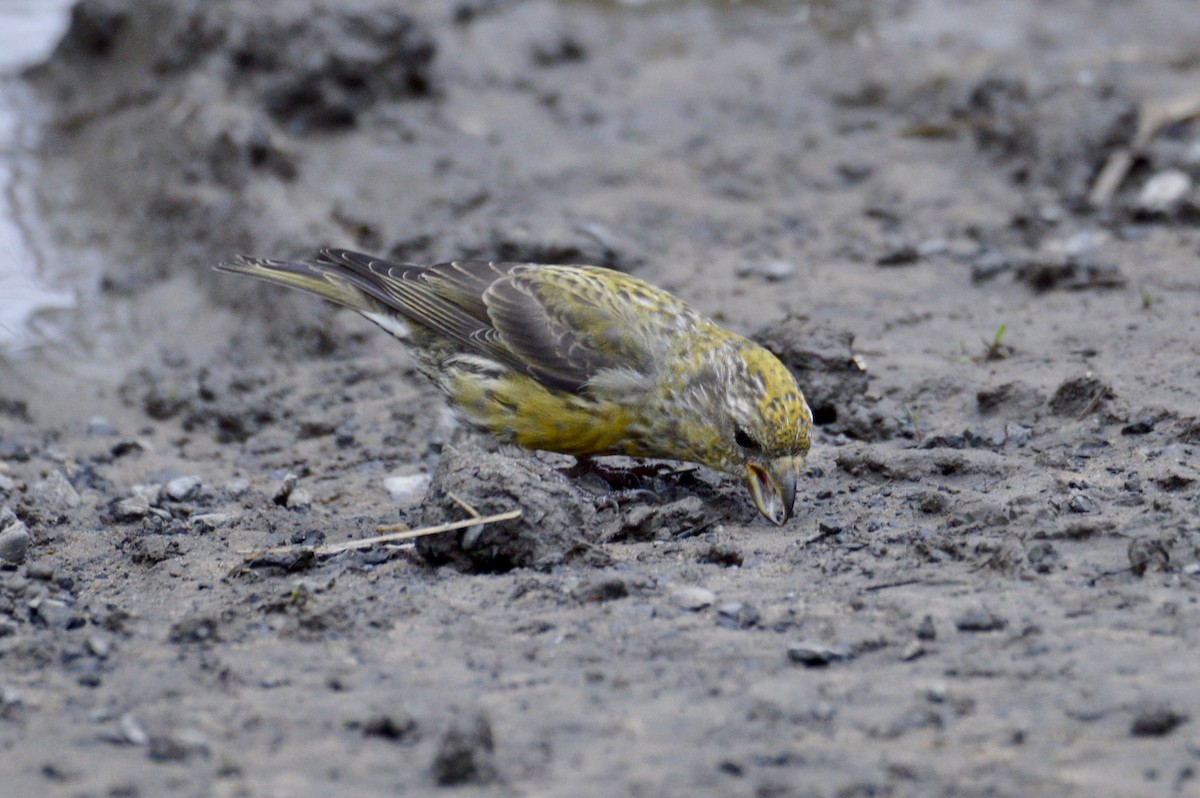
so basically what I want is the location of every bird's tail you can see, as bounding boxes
[214,254,382,313]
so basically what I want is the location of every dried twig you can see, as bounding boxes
[445,491,482,518]
[239,508,522,560]
[1089,93,1200,207]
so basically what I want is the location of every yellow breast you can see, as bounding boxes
[450,371,637,457]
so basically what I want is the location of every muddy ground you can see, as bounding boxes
[2,0,1200,796]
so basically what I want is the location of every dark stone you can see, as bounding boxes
[431,713,496,786]
[954,606,1007,632]
[787,641,853,667]
[1131,706,1187,737]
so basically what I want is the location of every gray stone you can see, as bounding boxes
[1004,423,1031,447]
[164,475,202,502]
[383,473,431,502]
[31,470,80,512]
[716,600,759,629]
[26,560,54,581]
[1137,169,1191,214]
[916,615,937,641]
[272,473,299,506]
[30,597,79,629]
[670,586,716,611]
[119,713,149,746]
[86,416,119,436]
[787,641,854,667]
[190,512,233,533]
[112,495,150,521]
[0,520,30,565]
[954,606,1007,632]
[738,259,797,282]
[86,636,111,659]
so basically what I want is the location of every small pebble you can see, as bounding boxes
[955,606,1007,632]
[577,578,628,603]
[1131,706,1187,737]
[285,488,312,510]
[917,238,949,257]
[1004,423,1031,447]
[164,475,202,502]
[901,641,926,661]
[876,242,920,267]
[1128,538,1170,577]
[148,729,210,763]
[190,512,233,533]
[31,470,80,511]
[26,560,54,581]
[431,713,496,786]
[737,259,797,282]
[716,600,760,629]
[971,248,1010,283]
[30,597,78,629]
[112,495,150,521]
[0,520,30,565]
[1,685,23,715]
[787,641,854,667]
[1068,494,1095,514]
[384,473,431,502]
[225,478,250,495]
[670,586,716,611]
[1137,169,1192,214]
[272,473,298,506]
[119,713,149,746]
[0,474,15,492]
[86,636,111,659]
[916,615,937,641]
[86,416,119,436]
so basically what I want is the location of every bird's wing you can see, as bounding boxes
[317,250,511,350]
[223,250,664,395]
[482,266,664,393]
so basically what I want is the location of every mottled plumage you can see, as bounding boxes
[216,249,813,524]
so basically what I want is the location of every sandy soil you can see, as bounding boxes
[3,1,1200,796]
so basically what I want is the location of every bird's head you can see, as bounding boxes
[695,344,813,526]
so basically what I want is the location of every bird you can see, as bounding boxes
[215,249,813,525]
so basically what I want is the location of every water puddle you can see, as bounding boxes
[0,0,75,352]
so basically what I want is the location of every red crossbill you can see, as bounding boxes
[216,249,813,524]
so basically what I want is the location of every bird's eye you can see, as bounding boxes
[734,427,758,450]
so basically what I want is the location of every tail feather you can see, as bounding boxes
[215,254,386,313]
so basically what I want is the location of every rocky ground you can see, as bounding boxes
[2,1,1200,796]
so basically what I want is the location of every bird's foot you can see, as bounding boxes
[562,456,678,492]
[563,457,699,512]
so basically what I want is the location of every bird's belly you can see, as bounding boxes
[451,372,638,457]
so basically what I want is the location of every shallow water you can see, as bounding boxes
[0,0,74,351]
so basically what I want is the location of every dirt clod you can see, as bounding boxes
[1049,375,1114,417]
[754,318,870,435]
[416,448,597,572]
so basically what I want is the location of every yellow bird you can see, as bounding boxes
[216,250,813,524]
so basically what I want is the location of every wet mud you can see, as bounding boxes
[2,1,1200,796]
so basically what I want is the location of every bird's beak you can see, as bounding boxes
[744,456,801,526]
